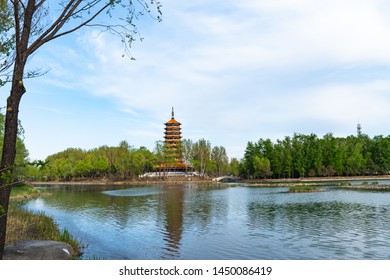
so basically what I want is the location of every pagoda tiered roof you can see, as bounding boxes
[165,117,181,125]
[164,108,182,144]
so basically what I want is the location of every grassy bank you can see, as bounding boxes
[6,184,82,258]
[288,185,321,193]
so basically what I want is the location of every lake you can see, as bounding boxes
[24,181,390,260]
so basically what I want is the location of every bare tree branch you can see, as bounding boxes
[47,1,112,42]
[13,1,20,51]
[35,0,46,9]
[26,0,82,55]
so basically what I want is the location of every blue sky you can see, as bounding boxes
[3,0,390,161]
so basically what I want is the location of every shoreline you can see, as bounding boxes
[28,175,390,186]
[7,184,82,258]
[244,175,390,183]
[29,178,214,186]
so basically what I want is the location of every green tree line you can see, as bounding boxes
[6,111,390,181]
[24,139,240,181]
[241,133,390,179]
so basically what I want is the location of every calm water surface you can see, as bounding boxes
[24,182,390,259]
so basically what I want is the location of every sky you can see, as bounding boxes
[3,0,390,161]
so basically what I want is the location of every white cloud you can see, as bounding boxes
[302,81,390,124]
[239,0,390,67]
[19,0,390,160]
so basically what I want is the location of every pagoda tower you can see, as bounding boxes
[157,108,190,173]
[164,107,182,161]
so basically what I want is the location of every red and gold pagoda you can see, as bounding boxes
[164,107,182,159]
[158,108,191,173]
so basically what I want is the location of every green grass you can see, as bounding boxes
[289,185,318,193]
[10,183,42,199]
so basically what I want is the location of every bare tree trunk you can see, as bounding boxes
[0,65,25,259]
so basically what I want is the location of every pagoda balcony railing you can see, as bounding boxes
[165,124,181,127]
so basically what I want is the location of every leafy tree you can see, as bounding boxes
[280,137,293,178]
[371,136,390,173]
[333,137,347,175]
[153,140,165,176]
[242,131,390,179]
[0,0,14,83]
[345,136,364,176]
[228,157,240,177]
[30,138,232,180]
[271,141,283,178]
[302,134,322,177]
[181,139,193,165]
[292,134,305,177]
[359,134,376,175]
[242,141,257,178]
[191,139,211,177]
[252,155,272,179]
[131,146,154,177]
[321,133,337,176]
[211,146,228,177]
[35,142,157,181]
[0,0,162,258]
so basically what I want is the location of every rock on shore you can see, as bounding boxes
[3,240,73,260]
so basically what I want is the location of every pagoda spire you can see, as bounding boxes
[171,107,174,118]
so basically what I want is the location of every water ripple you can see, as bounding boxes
[25,183,390,259]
